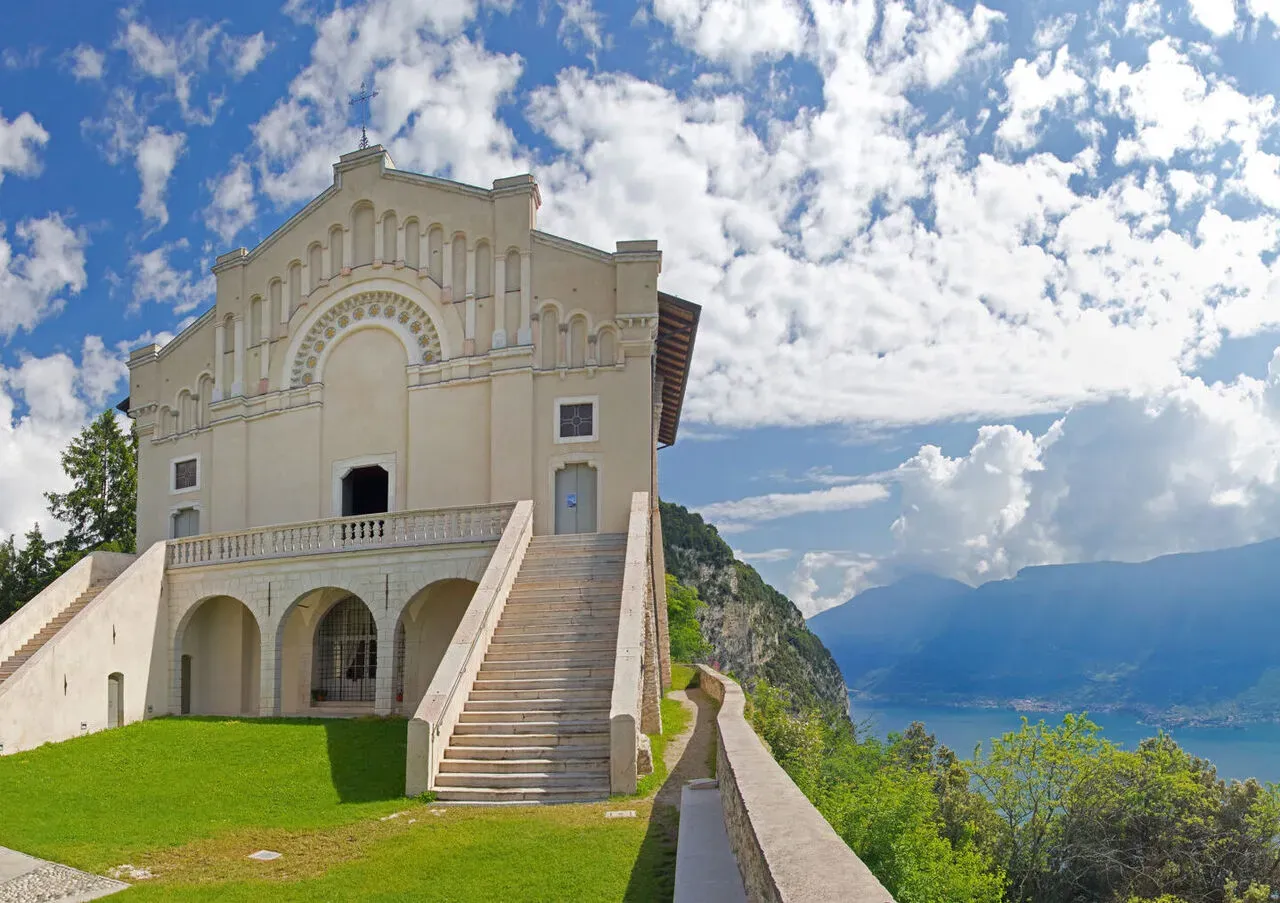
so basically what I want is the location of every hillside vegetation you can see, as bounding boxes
[659,500,847,713]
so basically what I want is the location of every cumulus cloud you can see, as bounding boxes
[1188,0,1237,35]
[651,0,808,69]
[789,551,879,616]
[0,339,127,542]
[130,240,213,314]
[0,111,49,185]
[80,88,147,166]
[0,215,88,339]
[996,47,1087,151]
[206,158,256,245]
[69,44,106,80]
[557,0,606,57]
[135,127,186,227]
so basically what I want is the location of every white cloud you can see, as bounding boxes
[0,111,49,185]
[697,482,890,530]
[734,547,794,563]
[1248,0,1280,28]
[1168,168,1216,209]
[135,127,186,227]
[0,215,88,339]
[116,15,225,124]
[130,240,213,314]
[651,0,808,69]
[789,551,879,616]
[69,44,105,80]
[558,0,605,55]
[206,158,256,245]
[0,339,127,543]
[1124,0,1162,35]
[1188,0,1237,35]
[80,88,146,166]
[996,47,1087,151]
[224,32,272,77]
[1032,14,1076,49]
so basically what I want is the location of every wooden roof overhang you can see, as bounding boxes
[656,291,701,447]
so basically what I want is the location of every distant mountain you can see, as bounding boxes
[660,501,849,714]
[809,539,1280,726]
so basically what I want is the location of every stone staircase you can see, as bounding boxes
[436,532,627,803]
[0,581,113,684]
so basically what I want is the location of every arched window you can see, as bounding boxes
[313,597,378,703]
[451,235,467,293]
[540,308,559,369]
[308,244,323,292]
[329,225,345,275]
[475,242,492,297]
[249,296,263,345]
[404,219,420,270]
[597,327,617,367]
[197,374,214,428]
[352,204,374,267]
[269,279,283,335]
[428,226,444,285]
[569,316,587,368]
[382,211,398,263]
[289,262,302,313]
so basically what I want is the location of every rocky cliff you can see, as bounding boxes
[660,500,849,714]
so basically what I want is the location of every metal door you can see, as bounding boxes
[107,673,124,728]
[555,464,597,534]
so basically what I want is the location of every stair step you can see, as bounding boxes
[498,613,620,627]
[435,771,607,788]
[438,757,609,774]
[434,786,609,804]
[469,687,611,702]
[453,720,608,736]
[491,626,617,640]
[449,731,609,747]
[459,708,609,723]
[444,744,611,760]
[484,643,616,658]
[472,677,614,691]
[465,696,609,711]
[479,659,614,675]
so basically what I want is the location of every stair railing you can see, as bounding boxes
[609,491,651,794]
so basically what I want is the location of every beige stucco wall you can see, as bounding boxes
[128,146,662,550]
[0,543,169,756]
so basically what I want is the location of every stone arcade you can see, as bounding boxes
[0,146,699,802]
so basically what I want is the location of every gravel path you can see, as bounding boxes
[656,687,718,809]
[0,848,127,903]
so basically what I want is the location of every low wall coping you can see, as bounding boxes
[696,664,895,903]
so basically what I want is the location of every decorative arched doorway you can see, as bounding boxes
[312,595,378,704]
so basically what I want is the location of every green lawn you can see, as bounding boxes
[0,703,694,901]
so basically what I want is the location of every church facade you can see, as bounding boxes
[0,146,698,801]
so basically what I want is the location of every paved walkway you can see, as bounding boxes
[661,686,748,903]
[0,847,127,903]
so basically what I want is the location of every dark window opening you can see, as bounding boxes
[174,458,198,490]
[342,465,389,516]
[559,402,594,439]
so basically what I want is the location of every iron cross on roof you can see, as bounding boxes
[349,81,379,150]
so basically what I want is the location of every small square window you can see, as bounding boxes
[174,459,198,491]
[559,403,594,440]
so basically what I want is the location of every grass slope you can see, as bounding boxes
[0,700,698,901]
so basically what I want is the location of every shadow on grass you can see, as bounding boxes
[323,717,408,803]
[623,687,719,902]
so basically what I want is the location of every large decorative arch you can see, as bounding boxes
[286,285,445,387]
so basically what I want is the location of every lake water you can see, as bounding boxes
[851,702,1280,784]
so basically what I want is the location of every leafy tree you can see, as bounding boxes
[44,410,137,556]
[666,574,711,662]
[0,535,17,621]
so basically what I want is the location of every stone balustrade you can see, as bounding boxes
[696,664,896,903]
[166,504,514,569]
[609,491,650,794]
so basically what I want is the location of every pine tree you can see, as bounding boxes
[0,535,16,621]
[12,524,52,606]
[44,410,137,556]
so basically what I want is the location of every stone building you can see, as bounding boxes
[0,146,699,802]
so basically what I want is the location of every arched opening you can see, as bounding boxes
[308,244,323,291]
[353,203,375,266]
[342,465,389,516]
[177,595,261,716]
[540,308,560,369]
[313,595,378,705]
[329,224,345,275]
[451,234,466,292]
[249,295,264,345]
[289,261,302,313]
[428,226,444,284]
[382,211,398,263]
[277,588,381,715]
[107,672,124,728]
[597,327,617,367]
[504,250,521,338]
[475,242,492,297]
[394,579,477,713]
[269,279,283,333]
[569,316,588,368]
[404,219,420,269]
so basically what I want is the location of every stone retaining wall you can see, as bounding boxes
[696,664,895,903]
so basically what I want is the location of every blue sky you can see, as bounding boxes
[6,0,1280,614]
